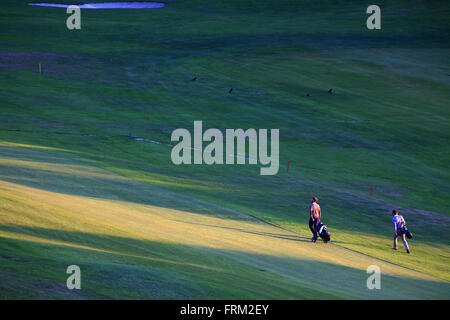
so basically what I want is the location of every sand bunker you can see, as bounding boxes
[28,2,165,9]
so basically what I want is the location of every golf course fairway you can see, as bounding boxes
[0,0,449,299]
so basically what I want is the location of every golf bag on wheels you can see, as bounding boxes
[316,221,331,243]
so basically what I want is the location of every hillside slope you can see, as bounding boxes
[0,0,449,299]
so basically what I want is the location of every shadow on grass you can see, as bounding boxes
[0,144,256,222]
[1,142,449,252]
[0,225,449,300]
[170,219,313,243]
[1,142,448,246]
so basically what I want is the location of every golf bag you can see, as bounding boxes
[316,221,331,243]
[402,226,413,239]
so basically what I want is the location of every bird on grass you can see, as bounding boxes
[229,88,233,93]
[306,93,310,97]
[192,77,197,81]
[328,88,333,93]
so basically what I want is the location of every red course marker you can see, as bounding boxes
[370,185,373,197]
[287,160,290,172]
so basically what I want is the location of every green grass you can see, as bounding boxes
[0,0,449,299]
